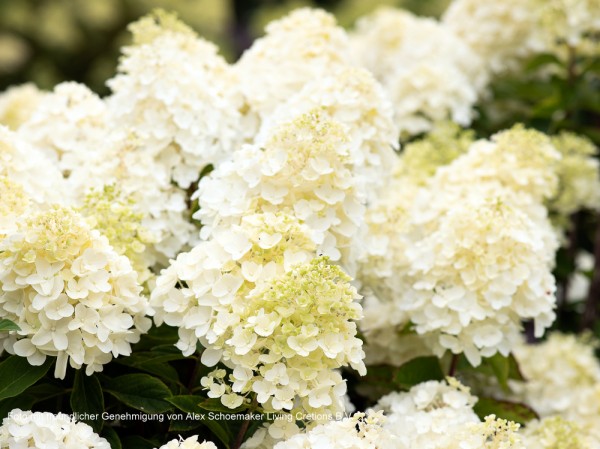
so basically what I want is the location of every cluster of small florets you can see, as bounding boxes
[351,7,487,136]
[255,66,399,201]
[16,81,108,176]
[158,436,218,449]
[0,125,66,205]
[195,110,365,261]
[393,121,475,186]
[0,83,45,130]
[511,333,600,418]
[151,212,365,417]
[520,416,589,449]
[270,411,396,449]
[548,132,600,225]
[358,125,560,367]
[66,132,196,264]
[0,206,151,378]
[0,177,29,237]
[531,0,600,59]
[376,380,524,449]
[443,0,600,73]
[0,409,110,449]
[442,0,541,74]
[107,10,247,190]
[79,185,156,284]
[234,8,352,123]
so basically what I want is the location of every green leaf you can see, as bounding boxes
[356,357,444,400]
[104,374,172,413]
[0,395,36,421]
[525,53,563,72]
[485,354,510,392]
[101,426,123,449]
[0,356,54,401]
[0,319,20,332]
[393,357,444,387]
[167,395,232,448]
[474,397,538,425]
[120,436,159,449]
[71,372,104,433]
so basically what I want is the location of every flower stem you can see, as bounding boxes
[448,354,460,377]
[232,416,251,449]
[581,215,600,330]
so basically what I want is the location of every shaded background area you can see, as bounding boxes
[0,0,450,96]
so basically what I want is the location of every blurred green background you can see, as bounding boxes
[0,0,450,95]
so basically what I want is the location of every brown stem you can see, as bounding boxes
[558,212,582,311]
[232,416,251,449]
[187,355,201,393]
[448,354,460,377]
[582,215,600,330]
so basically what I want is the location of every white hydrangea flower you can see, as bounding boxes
[376,378,480,446]
[0,206,151,378]
[78,185,157,285]
[548,132,600,224]
[358,125,560,367]
[17,81,108,176]
[67,133,196,265]
[0,177,30,238]
[0,409,110,449]
[442,0,541,74]
[511,333,600,417]
[157,436,217,449]
[107,10,248,190]
[520,416,595,449]
[530,0,600,59]
[255,66,399,201]
[151,212,365,419]
[351,8,487,136]
[0,83,46,130]
[271,411,397,449]
[377,380,524,449]
[405,191,557,366]
[434,125,561,204]
[152,213,365,446]
[194,110,366,261]
[234,8,353,123]
[0,125,66,205]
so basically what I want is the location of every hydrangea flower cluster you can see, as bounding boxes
[530,0,600,59]
[158,436,217,449]
[0,125,65,205]
[67,132,196,264]
[0,177,29,238]
[392,121,474,186]
[0,83,45,130]
[520,416,590,449]
[17,81,108,176]
[351,7,487,135]
[195,110,365,262]
[234,8,352,123]
[443,0,600,73]
[548,132,600,225]
[270,411,396,449]
[358,125,560,367]
[151,212,365,417]
[78,185,157,285]
[254,66,399,200]
[511,333,600,418]
[107,10,248,190]
[442,0,541,74]
[0,206,151,378]
[0,409,110,449]
[376,379,524,449]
